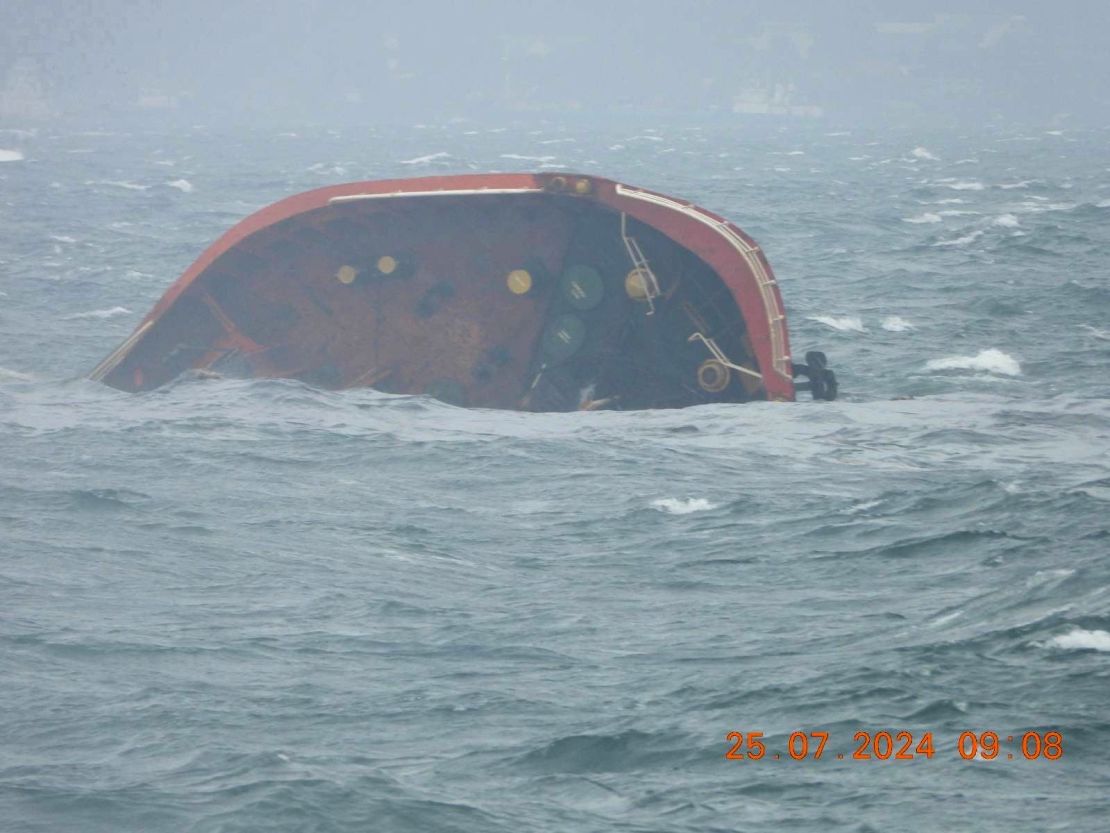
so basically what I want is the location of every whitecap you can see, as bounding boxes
[63,306,132,320]
[911,146,937,160]
[1096,199,1110,208]
[86,179,149,191]
[903,212,942,224]
[1078,324,1110,340]
[166,178,193,193]
[930,610,963,627]
[998,180,1037,189]
[0,148,24,162]
[1045,629,1110,652]
[399,152,450,165]
[651,498,718,515]
[993,214,1020,228]
[49,234,77,243]
[1016,200,1076,214]
[881,316,915,332]
[807,315,866,332]
[933,230,984,247]
[499,154,556,162]
[941,180,985,191]
[1027,569,1075,586]
[925,349,1021,376]
[933,198,965,204]
[0,367,33,381]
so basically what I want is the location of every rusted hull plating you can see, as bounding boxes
[91,173,802,409]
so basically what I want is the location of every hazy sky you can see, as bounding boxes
[2,1,1108,127]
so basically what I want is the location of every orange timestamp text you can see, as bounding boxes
[724,730,1063,761]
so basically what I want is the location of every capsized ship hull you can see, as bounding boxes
[91,173,836,409]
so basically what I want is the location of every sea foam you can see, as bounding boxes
[1045,629,1110,652]
[63,306,133,320]
[400,152,450,165]
[881,316,915,332]
[86,180,150,190]
[926,349,1021,376]
[941,180,985,191]
[0,148,24,162]
[652,498,718,515]
[933,230,984,247]
[807,315,866,332]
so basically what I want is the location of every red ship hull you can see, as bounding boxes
[91,173,823,409]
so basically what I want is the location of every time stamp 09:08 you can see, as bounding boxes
[725,731,1064,761]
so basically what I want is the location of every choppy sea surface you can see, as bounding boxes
[2,121,1109,832]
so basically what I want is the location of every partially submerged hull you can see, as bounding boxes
[91,173,836,409]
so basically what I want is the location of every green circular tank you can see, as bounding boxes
[541,314,587,363]
[560,264,605,310]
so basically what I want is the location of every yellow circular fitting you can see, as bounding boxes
[506,269,533,295]
[336,265,358,285]
[574,177,592,195]
[376,255,398,275]
[624,268,649,300]
[697,359,731,393]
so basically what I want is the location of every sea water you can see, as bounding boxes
[2,122,1108,831]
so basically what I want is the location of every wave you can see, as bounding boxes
[85,179,150,191]
[651,498,717,514]
[166,178,194,193]
[807,315,866,332]
[0,366,33,381]
[903,212,942,224]
[1015,201,1076,214]
[1045,629,1110,652]
[925,349,1021,376]
[500,154,556,162]
[400,152,450,165]
[0,148,24,162]
[1079,324,1110,340]
[939,180,985,191]
[933,230,983,247]
[881,316,915,332]
[63,306,132,320]
[993,214,1020,228]
[911,146,937,160]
